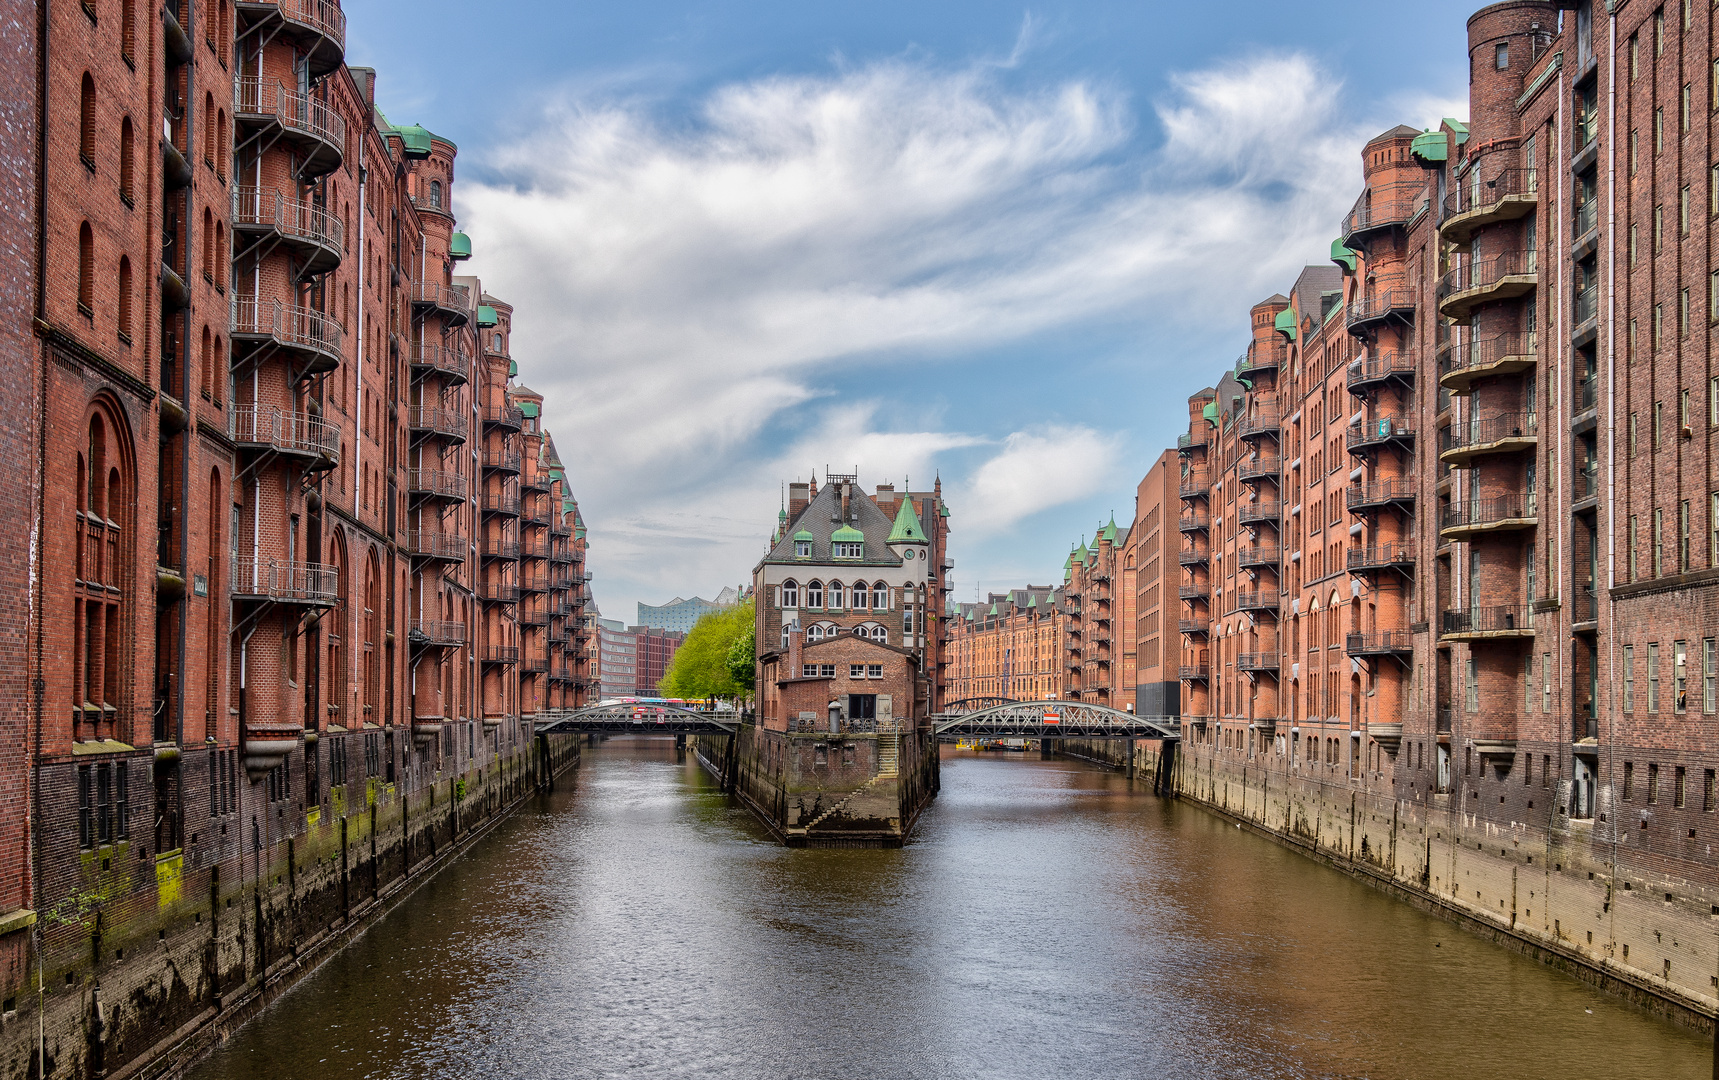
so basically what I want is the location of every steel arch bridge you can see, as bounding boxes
[930,700,1179,741]
[535,701,742,736]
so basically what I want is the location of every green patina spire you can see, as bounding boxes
[888,495,925,542]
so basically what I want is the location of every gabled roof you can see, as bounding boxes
[760,482,903,568]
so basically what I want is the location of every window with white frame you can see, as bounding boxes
[833,542,864,559]
[849,664,865,678]
[872,582,888,609]
[794,539,811,558]
[851,582,868,609]
[827,581,844,610]
[867,664,883,678]
[781,579,798,608]
[806,580,823,608]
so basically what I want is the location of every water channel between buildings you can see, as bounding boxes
[189,739,1711,1080]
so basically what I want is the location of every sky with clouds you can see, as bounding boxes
[346,0,1478,621]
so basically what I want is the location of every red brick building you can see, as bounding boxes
[0,5,592,1075]
[947,587,1066,702]
[1145,0,1719,1024]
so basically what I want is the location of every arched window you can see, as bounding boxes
[214,222,226,288]
[79,74,96,168]
[118,118,134,203]
[77,222,94,312]
[806,624,824,642]
[850,581,867,609]
[429,179,442,209]
[199,326,211,399]
[872,581,888,610]
[216,109,227,180]
[121,0,137,62]
[494,333,504,352]
[218,0,230,65]
[868,624,888,643]
[203,92,215,165]
[116,257,132,342]
[827,581,843,610]
[75,408,130,740]
[202,207,214,280]
[805,580,822,609]
[780,579,798,608]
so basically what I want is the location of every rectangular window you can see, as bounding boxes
[1629,514,1639,579]
[1525,655,1535,713]
[95,764,110,846]
[1624,761,1635,801]
[1543,651,1553,713]
[1648,763,1660,804]
[867,664,883,678]
[1655,400,1664,443]
[115,762,127,841]
[1682,289,1692,336]
[77,766,92,850]
[1656,204,1664,251]
[1625,645,1636,711]
[1683,83,1692,132]
[1675,640,1689,711]
[1683,187,1692,234]
[1466,658,1479,712]
[1656,508,1665,576]
[1657,11,1665,56]
[1656,106,1665,153]
[1630,412,1639,455]
[1629,319,1639,360]
[1649,642,1661,712]
[1682,498,1692,569]
[849,664,865,678]
[819,664,835,677]
[1707,638,1716,713]
[1705,769,1717,812]
[1676,766,1688,808]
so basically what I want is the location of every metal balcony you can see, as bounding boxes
[1439,492,1537,540]
[1236,409,1281,441]
[1179,664,1210,681]
[1440,604,1536,641]
[1238,456,1281,482]
[411,282,473,325]
[408,619,465,648]
[479,582,520,605]
[230,296,343,376]
[1178,547,1210,567]
[1345,631,1414,659]
[230,556,338,606]
[1237,500,1281,526]
[1178,583,1210,601]
[1346,281,1416,336]
[482,492,521,517]
[1439,412,1537,465]
[521,576,551,594]
[1346,479,1415,512]
[1437,331,1538,392]
[229,405,340,467]
[406,468,469,504]
[1340,181,1422,249]
[1237,345,1286,379]
[1237,651,1279,673]
[230,186,343,274]
[1439,168,1538,248]
[407,406,468,444]
[1438,251,1537,323]
[1235,590,1280,613]
[1179,471,1210,499]
[232,77,345,177]
[480,537,520,561]
[1178,431,1209,453]
[408,531,467,564]
[1178,512,1210,533]
[481,645,520,665]
[1178,617,1208,637]
[1346,351,1415,395]
[1238,545,1280,569]
[1346,416,1414,454]
[484,450,521,474]
[1346,542,1416,574]
[408,343,470,386]
[235,0,346,76]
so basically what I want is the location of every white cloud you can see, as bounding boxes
[456,51,1389,609]
[959,425,1124,535]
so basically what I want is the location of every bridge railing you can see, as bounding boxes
[786,716,897,735]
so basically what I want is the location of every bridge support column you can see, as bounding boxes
[675,733,687,762]
[1125,739,1137,781]
[1039,740,1055,760]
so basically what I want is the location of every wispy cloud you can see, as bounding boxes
[459,51,1379,610]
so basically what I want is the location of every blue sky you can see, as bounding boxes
[347,1,1480,620]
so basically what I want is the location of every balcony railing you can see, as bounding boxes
[1178,431,1209,453]
[1178,547,1210,566]
[230,185,344,268]
[1236,409,1281,440]
[229,404,340,462]
[407,406,468,442]
[1574,285,1599,326]
[1237,500,1281,525]
[231,296,343,369]
[484,405,524,431]
[1235,590,1280,613]
[1440,493,1537,536]
[1437,251,1537,320]
[411,281,473,323]
[1238,456,1281,481]
[1346,351,1415,391]
[483,450,522,474]
[1440,604,1535,637]
[1237,344,1287,378]
[1346,631,1414,657]
[1575,372,1598,413]
[1347,280,1416,330]
[230,556,338,604]
[1341,181,1422,244]
[1237,651,1279,672]
[482,492,521,517]
[1441,167,1538,225]
[1439,411,1537,461]
[406,468,468,502]
[1573,196,1598,239]
[480,536,520,561]
[1573,586,1599,626]
[409,619,465,647]
[1178,618,1208,635]
[1178,583,1210,601]
[1179,664,1210,681]
[1346,479,1415,511]
[1179,471,1210,498]
[1346,543,1416,572]
[1178,512,1210,532]
[248,0,348,70]
[232,77,345,172]
[1437,331,1537,390]
[408,530,468,562]
[479,582,520,604]
[481,646,520,665]
[1238,545,1280,568]
[408,342,470,384]
[1346,416,1414,452]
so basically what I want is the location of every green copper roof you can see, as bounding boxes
[1330,238,1357,272]
[988,603,999,616]
[1075,538,1089,562]
[793,528,815,542]
[1100,516,1118,545]
[887,496,925,542]
[449,232,472,260]
[508,359,518,377]
[1411,129,1448,164]
[831,524,864,543]
[1202,401,1219,426]
[1026,594,1037,609]
[779,507,788,522]
[575,527,586,540]
[477,305,499,328]
[396,125,432,159]
[518,401,539,418]
[1063,548,1074,570]
[1273,306,1297,341]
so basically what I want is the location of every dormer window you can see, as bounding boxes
[833,542,863,559]
[794,540,811,558]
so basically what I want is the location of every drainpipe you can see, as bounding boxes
[1604,0,1622,932]
[31,1,49,1073]
[354,139,364,513]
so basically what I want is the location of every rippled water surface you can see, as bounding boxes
[192,739,1711,1080]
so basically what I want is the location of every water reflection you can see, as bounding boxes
[192,740,1709,1080]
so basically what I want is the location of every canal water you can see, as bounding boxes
[191,739,1710,1080]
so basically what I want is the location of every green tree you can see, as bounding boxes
[725,624,756,693]
[659,598,754,702]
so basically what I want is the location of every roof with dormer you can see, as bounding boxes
[760,481,904,568]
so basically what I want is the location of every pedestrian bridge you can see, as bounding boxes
[534,702,742,736]
[930,700,1179,742]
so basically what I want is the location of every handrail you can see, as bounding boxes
[231,296,343,359]
[1440,493,1537,531]
[229,403,340,459]
[1439,411,1538,455]
[1438,250,1537,299]
[230,185,345,255]
[1347,351,1415,385]
[231,556,338,602]
[408,530,468,560]
[1343,181,1422,238]
[409,619,465,646]
[1346,480,1415,509]
[406,405,468,441]
[1437,331,1537,382]
[1441,604,1534,635]
[1442,167,1537,219]
[232,77,346,156]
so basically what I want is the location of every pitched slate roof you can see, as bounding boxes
[761,482,904,568]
